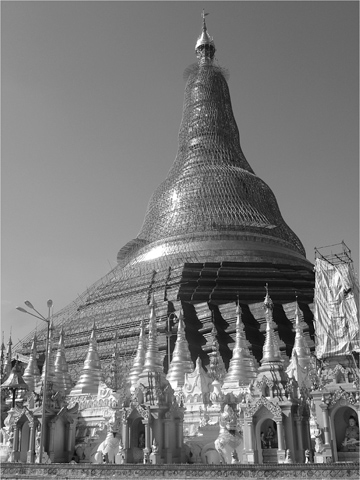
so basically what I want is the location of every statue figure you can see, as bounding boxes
[151,437,159,454]
[214,405,243,464]
[341,416,359,451]
[34,427,51,464]
[94,431,121,464]
[0,428,11,463]
[138,431,145,448]
[0,428,9,446]
[284,449,293,463]
[314,427,324,453]
[231,449,239,464]
[260,431,266,449]
[265,426,275,448]
[305,449,310,463]
[132,431,145,463]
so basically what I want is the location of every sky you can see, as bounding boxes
[2,1,359,349]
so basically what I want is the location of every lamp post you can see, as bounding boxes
[16,299,53,464]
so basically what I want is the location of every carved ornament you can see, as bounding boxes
[245,395,282,417]
[256,376,274,390]
[327,387,358,408]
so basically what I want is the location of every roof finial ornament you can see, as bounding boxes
[202,9,209,30]
[195,10,215,60]
[264,283,273,311]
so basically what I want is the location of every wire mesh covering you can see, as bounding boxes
[135,61,305,258]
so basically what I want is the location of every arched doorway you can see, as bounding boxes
[257,418,277,463]
[128,413,145,463]
[19,422,30,463]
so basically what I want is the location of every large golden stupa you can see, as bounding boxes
[16,14,315,380]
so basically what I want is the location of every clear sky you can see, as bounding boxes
[2,1,359,348]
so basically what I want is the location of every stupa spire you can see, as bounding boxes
[69,321,102,395]
[292,298,310,360]
[143,294,164,375]
[22,334,41,393]
[222,302,258,390]
[207,318,226,383]
[0,333,5,364]
[2,334,13,381]
[286,298,311,386]
[195,10,215,62]
[0,334,5,383]
[166,310,193,389]
[260,285,282,364]
[257,286,287,395]
[54,327,73,395]
[128,318,146,389]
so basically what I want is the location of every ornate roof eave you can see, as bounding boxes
[1,359,28,391]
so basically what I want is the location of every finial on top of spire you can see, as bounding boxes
[202,9,209,30]
[195,10,215,60]
[149,292,156,308]
[263,283,273,311]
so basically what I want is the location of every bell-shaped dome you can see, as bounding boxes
[118,16,309,271]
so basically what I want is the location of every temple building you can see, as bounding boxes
[1,13,358,467]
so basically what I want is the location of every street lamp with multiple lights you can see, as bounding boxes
[16,300,53,464]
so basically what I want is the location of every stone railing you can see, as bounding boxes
[1,462,359,479]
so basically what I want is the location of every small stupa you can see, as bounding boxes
[69,322,102,396]
[222,303,258,392]
[54,327,73,395]
[166,311,193,390]
[22,334,41,393]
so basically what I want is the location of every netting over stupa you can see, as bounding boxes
[117,14,307,272]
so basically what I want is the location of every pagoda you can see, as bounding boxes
[7,13,358,469]
[15,13,315,385]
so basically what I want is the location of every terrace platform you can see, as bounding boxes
[1,462,359,480]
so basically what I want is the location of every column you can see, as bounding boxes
[67,423,75,462]
[10,425,20,462]
[164,419,170,449]
[121,418,129,448]
[163,418,172,463]
[244,417,255,464]
[27,421,36,463]
[276,419,285,451]
[321,406,331,446]
[48,422,56,462]
[121,416,129,462]
[295,416,304,462]
[143,420,151,463]
[275,417,286,464]
[176,419,183,449]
